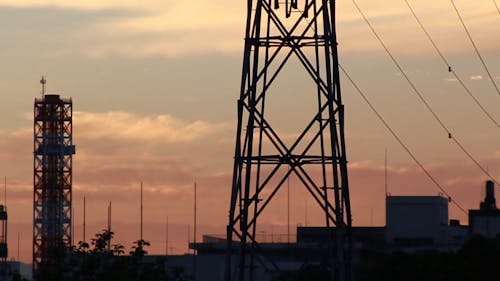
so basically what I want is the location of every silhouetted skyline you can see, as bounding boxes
[0,0,498,262]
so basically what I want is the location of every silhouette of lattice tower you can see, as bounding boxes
[33,83,75,277]
[226,1,352,280]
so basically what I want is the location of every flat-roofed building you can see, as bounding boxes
[386,195,449,245]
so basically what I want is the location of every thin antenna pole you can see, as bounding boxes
[385,149,388,226]
[141,182,143,241]
[194,182,197,248]
[305,197,308,227]
[107,201,111,251]
[194,182,197,281]
[40,76,46,96]
[187,224,191,251]
[385,148,388,196]
[3,176,6,206]
[107,202,111,231]
[72,208,75,246]
[17,232,20,261]
[83,196,86,242]
[287,171,290,243]
[165,216,169,255]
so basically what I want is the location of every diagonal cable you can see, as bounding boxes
[449,0,500,96]
[339,64,467,214]
[351,0,499,185]
[404,0,499,129]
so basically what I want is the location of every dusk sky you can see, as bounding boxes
[0,0,499,262]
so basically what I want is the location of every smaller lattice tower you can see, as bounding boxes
[33,77,75,277]
[0,204,7,278]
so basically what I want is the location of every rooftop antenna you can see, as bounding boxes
[370,208,374,226]
[385,148,388,196]
[72,208,75,246]
[165,216,169,255]
[193,182,197,249]
[140,182,143,241]
[17,232,20,261]
[187,224,190,253]
[385,149,388,226]
[3,176,6,206]
[107,201,111,232]
[40,76,46,96]
[287,170,290,244]
[304,197,308,227]
[193,182,198,281]
[83,196,86,242]
[107,201,112,251]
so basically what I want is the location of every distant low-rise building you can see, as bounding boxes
[386,195,449,245]
[182,181,498,281]
[0,261,22,281]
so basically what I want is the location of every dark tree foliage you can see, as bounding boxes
[271,264,330,281]
[369,235,500,281]
[34,229,192,281]
[12,272,29,281]
[130,239,151,258]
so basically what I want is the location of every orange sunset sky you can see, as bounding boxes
[0,0,499,263]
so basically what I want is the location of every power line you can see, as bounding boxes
[350,0,449,134]
[404,0,500,129]
[494,0,500,15]
[339,64,467,214]
[350,0,499,185]
[449,0,500,96]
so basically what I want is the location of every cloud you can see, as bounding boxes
[0,110,233,199]
[446,77,458,82]
[0,0,155,10]
[78,1,244,57]
[1,1,499,58]
[470,75,484,81]
[74,111,228,143]
[84,28,242,58]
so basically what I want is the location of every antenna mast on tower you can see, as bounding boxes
[40,76,46,96]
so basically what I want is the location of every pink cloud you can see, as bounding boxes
[74,111,229,143]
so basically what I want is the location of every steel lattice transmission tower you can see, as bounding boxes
[33,77,75,277]
[226,0,352,280]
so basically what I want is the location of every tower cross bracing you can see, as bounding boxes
[33,93,75,277]
[226,1,352,280]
